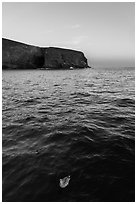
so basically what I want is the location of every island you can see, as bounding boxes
[2,38,90,70]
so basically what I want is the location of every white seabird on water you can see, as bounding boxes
[59,175,71,188]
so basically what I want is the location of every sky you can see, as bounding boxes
[2,2,135,68]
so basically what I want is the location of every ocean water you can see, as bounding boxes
[2,67,135,202]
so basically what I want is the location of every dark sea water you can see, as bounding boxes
[2,67,135,202]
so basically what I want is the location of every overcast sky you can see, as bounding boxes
[2,2,135,68]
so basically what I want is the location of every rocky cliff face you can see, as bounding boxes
[44,47,88,69]
[2,38,89,69]
[2,38,44,69]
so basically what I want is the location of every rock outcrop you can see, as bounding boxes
[2,38,44,69]
[2,38,89,69]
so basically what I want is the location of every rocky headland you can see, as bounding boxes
[2,38,89,70]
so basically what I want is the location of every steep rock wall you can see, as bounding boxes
[2,38,89,69]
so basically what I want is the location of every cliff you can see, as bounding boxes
[2,38,89,70]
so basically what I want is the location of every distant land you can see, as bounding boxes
[2,38,90,70]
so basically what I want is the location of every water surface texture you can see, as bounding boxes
[2,68,135,201]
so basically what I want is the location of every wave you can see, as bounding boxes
[115,98,135,107]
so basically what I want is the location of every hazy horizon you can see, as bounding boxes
[2,2,135,68]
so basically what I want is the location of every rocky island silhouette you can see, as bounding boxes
[2,38,90,70]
